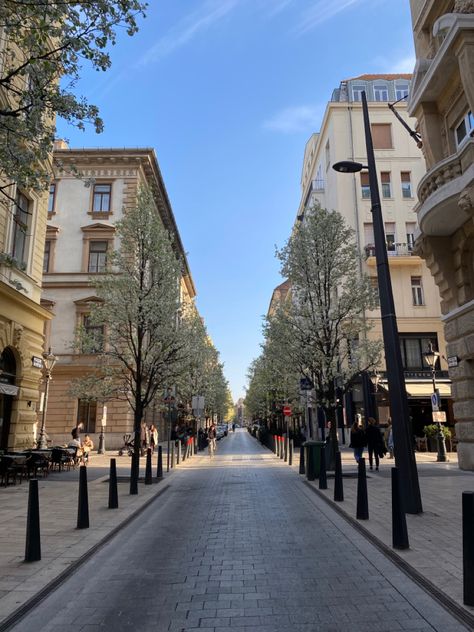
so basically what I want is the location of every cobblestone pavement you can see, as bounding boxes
[9,430,468,632]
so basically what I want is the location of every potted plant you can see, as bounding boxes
[423,424,451,452]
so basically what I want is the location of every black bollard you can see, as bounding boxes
[276,436,280,458]
[289,439,293,466]
[356,458,369,520]
[177,442,181,465]
[272,435,276,454]
[284,436,288,462]
[108,458,119,509]
[319,445,328,490]
[157,445,163,479]
[299,445,305,474]
[25,479,41,562]
[182,441,187,461]
[334,451,344,502]
[77,465,89,529]
[463,491,474,606]
[306,445,315,481]
[171,442,175,469]
[280,436,285,460]
[391,467,408,550]
[145,448,153,485]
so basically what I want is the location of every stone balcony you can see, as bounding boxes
[416,139,474,236]
[364,243,422,266]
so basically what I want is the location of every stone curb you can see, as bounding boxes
[0,482,171,632]
[302,478,474,631]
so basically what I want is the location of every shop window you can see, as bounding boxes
[77,399,97,433]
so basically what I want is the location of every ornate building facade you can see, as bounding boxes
[409,0,474,468]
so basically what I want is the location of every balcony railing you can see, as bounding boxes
[311,178,325,192]
[365,242,415,258]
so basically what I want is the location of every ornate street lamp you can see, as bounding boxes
[423,343,448,462]
[333,90,422,514]
[37,348,57,450]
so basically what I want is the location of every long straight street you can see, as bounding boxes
[10,430,466,632]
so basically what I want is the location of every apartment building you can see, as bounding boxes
[296,74,452,437]
[408,1,474,468]
[41,145,196,447]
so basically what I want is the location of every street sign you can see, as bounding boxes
[447,355,459,368]
[431,392,440,412]
[283,405,292,417]
[300,377,313,391]
[32,356,43,369]
[192,395,204,412]
[432,411,446,423]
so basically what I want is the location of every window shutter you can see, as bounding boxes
[371,124,392,149]
[381,172,391,183]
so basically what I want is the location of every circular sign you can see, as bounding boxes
[283,405,292,416]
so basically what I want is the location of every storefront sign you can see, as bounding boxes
[432,411,446,423]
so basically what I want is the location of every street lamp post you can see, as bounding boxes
[423,343,448,462]
[37,348,57,450]
[333,91,422,514]
[98,405,107,454]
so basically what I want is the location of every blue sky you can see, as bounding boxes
[57,0,416,401]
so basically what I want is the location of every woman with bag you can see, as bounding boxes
[349,420,366,463]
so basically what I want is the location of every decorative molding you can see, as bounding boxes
[454,1,474,13]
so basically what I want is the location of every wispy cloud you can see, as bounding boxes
[139,0,238,66]
[390,54,416,73]
[295,0,363,34]
[263,104,324,133]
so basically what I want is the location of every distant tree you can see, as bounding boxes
[0,1,147,200]
[74,187,186,494]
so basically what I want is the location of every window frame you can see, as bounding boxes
[11,191,30,265]
[455,110,474,148]
[352,85,366,101]
[48,182,57,216]
[401,171,413,198]
[90,182,112,217]
[399,334,437,370]
[374,84,389,102]
[381,171,392,199]
[77,399,97,434]
[360,172,371,199]
[43,240,51,273]
[87,240,108,274]
[395,83,410,101]
[371,123,393,150]
[411,276,424,306]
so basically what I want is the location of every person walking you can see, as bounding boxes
[208,423,217,457]
[350,420,366,463]
[140,421,149,457]
[384,418,394,458]
[149,424,158,452]
[366,417,384,471]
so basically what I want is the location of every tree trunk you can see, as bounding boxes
[129,402,143,495]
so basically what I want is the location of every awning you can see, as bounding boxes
[0,383,19,396]
[405,382,451,398]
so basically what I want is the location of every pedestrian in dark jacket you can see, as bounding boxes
[366,417,384,471]
[350,420,366,463]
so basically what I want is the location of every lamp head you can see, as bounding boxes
[333,161,365,174]
[42,347,57,372]
[423,342,439,369]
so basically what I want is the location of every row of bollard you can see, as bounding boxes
[269,433,474,607]
[25,445,168,563]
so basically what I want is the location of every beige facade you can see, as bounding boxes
[296,74,451,434]
[0,183,52,450]
[408,1,474,468]
[42,145,196,448]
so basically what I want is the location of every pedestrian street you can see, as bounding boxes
[11,430,467,632]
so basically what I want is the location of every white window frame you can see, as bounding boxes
[411,277,424,306]
[11,191,31,266]
[352,85,365,101]
[455,110,474,148]
[401,172,413,198]
[374,84,389,102]
[381,172,392,199]
[395,83,410,100]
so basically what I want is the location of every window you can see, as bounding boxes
[369,277,380,306]
[395,83,410,100]
[406,222,416,252]
[411,276,424,306]
[371,124,393,149]
[399,335,437,370]
[92,184,111,213]
[325,140,330,170]
[352,85,365,101]
[11,191,30,265]
[43,240,51,273]
[360,172,371,199]
[88,241,108,273]
[381,172,392,198]
[401,171,412,198]
[48,183,56,215]
[385,222,395,253]
[77,399,97,434]
[374,84,389,101]
[455,111,474,148]
[83,315,104,353]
